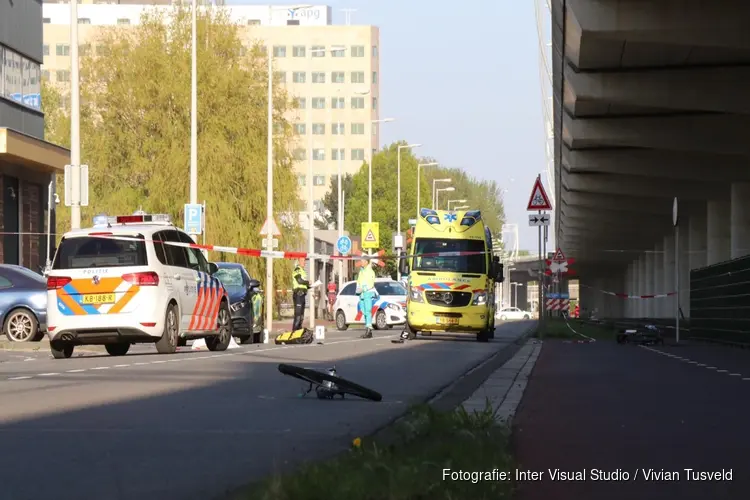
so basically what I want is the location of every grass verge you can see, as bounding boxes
[535,317,616,341]
[232,402,514,500]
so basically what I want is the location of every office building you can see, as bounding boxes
[42,2,381,209]
[1,1,70,267]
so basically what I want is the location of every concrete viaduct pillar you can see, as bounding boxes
[625,263,634,318]
[707,201,731,265]
[664,234,676,321]
[730,183,750,260]
[678,222,690,318]
[653,242,665,318]
[644,249,654,318]
[637,256,647,318]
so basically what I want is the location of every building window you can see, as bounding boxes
[332,123,345,135]
[331,97,344,109]
[78,18,91,24]
[351,45,365,57]
[293,148,306,160]
[273,45,286,57]
[312,97,325,109]
[312,72,325,83]
[332,148,345,160]
[43,44,49,56]
[352,149,365,161]
[293,45,306,57]
[372,71,378,84]
[350,97,365,109]
[292,71,306,83]
[351,123,365,135]
[42,70,50,82]
[293,97,306,109]
[247,19,261,25]
[293,123,306,135]
[331,71,345,83]
[311,45,325,57]
[96,45,109,56]
[275,71,286,83]
[313,149,325,161]
[312,123,325,135]
[43,18,51,24]
[117,18,131,25]
[351,71,364,84]
[298,175,306,186]
[80,44,91,56]
[56,44,70,56]
[372,96,378,110]
[313,175,326,186]
[56,70,71,82]
[372,45,378,57]
[331,48,345,57]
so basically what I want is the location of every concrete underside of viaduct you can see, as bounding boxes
[551,0,750,325]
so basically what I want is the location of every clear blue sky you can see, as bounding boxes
[229,1,548,252]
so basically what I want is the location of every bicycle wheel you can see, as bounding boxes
[278,364,382,402]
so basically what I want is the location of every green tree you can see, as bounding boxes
[317,173,353,230]
[44,5,302,315]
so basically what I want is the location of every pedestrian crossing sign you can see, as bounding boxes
[361,222,379,249]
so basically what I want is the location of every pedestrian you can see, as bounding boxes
[327,275,338,320]
[356,254,377,338]
[291,258,310,331]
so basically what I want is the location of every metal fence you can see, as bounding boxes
[690,255,750,343]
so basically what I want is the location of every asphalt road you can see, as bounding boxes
[513,339,749,500]
[0,321,532,500]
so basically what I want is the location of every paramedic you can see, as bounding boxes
[357,254,377,339]
[292,258,310,331]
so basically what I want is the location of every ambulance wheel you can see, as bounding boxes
[156,303,179,354]
[105,343,130,356]
[375,310,388,330]
[335,310,348,331]
[477,330,491,343]
[206,301,232,352]
[237,335,253,345]
[50,340,74,359]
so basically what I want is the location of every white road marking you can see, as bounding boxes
[8,376,32,380]
[641,346,746,382]
[37,373,60,377]
[113,364,130,368]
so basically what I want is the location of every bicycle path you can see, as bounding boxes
[513,339,748,500]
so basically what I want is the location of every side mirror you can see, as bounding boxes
[398,251,408,276]
[247,278,260,290]
[494,262,504,283]
[208,262,219,274]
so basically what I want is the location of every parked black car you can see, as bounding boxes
[212,262,262,344]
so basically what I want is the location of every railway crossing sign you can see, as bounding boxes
[361,222,379,249]
[527,175,552,211]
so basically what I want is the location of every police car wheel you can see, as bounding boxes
[375,310,388,330]
[206,301,232,352]
[156,303,179,354]
[335,310,348,331]
[50,341,74,359]
[105,343,130,357]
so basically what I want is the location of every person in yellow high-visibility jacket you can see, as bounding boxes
[356,253,377,338]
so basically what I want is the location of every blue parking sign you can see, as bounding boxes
[184,203,202,235]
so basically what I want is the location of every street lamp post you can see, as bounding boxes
[435,186,455,211]
[447,199,467,210]
[453,205,469,210]
[396,143,421,280]
[416,162,438,220]
[69,0,81,229]
[431,178,451,209]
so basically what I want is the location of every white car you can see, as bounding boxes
[496,307,531,321]
[333,278,407,330]
[45,213,232,359]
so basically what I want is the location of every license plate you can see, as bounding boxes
[436,317,459,325]
[81,293,116,305]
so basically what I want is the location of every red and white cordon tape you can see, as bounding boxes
[545,298,570,311]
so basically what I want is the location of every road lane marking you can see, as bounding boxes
[8,376,32,380]
[113,364,130,368]
[37,373,60,377]
[641,346,747,382]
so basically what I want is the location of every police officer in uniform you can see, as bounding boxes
[292,258,310,331]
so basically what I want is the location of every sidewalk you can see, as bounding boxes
[512,340,748,500]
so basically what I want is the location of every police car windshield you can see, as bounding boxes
[214,268,243,287]
[412,238,486,274]
[374,281,406,296]
[52,235,147,270]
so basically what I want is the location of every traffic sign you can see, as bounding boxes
[361,222,379,249]
[184,203,203,235]
[528,213,550,226]
[552,247,566,262]
[259,217,281,236]
[336,235,352,255]
[527,175,552,211]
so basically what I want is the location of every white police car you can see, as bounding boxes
[45,213,232,359]
[333,278,407,330]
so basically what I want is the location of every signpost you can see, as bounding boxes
[528,213,550,226]
[361,222,379,250]
[336,235,352,256]
[673,196,680,344]
[527,174,553,323]
[184,203,203,235]
[259,216,281,250]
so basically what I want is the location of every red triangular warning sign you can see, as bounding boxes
[527,175,552,211]
[552,247,566,261]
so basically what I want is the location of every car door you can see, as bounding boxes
[339,283,358,323]
[161,230,196,330]
[178,231,216,330]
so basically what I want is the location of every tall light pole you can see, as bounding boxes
[431,178,451,209]
[396,143,421,279]
[436,186,455,210]
[416,162,438,220]
[453,205,469,210]
[365,117,395,223]
[447,199,467,210]
[511,282,523,308]
[264,4,311,340]
[69,0,81,229]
